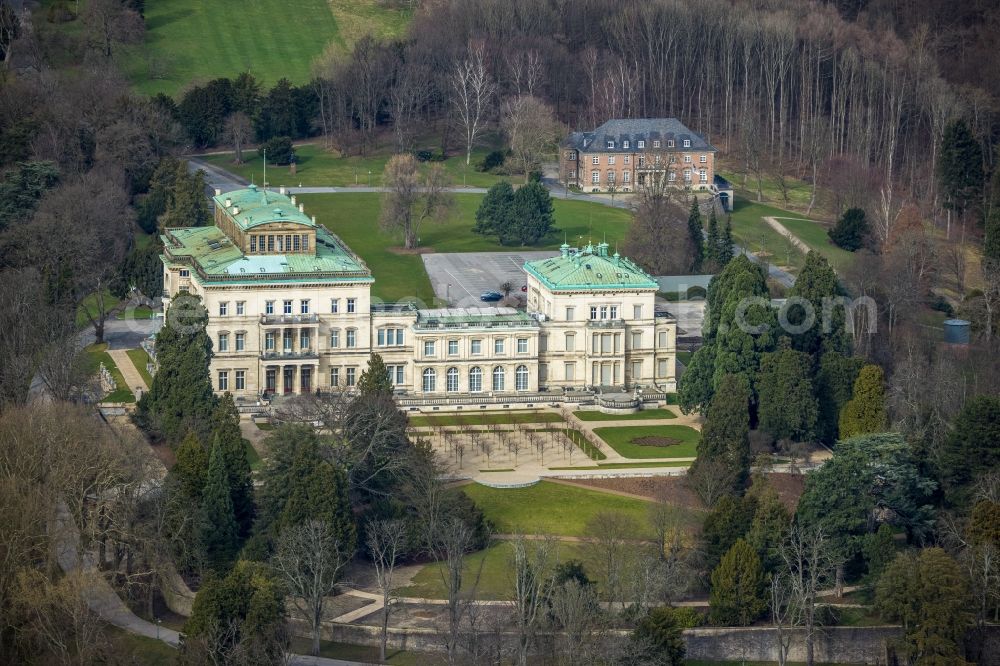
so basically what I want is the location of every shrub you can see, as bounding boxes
[414,149,434,162]
[477,150,506,172]
[258,136,295,165]
[828,208,869,251]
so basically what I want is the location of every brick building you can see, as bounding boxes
[561,118,718,194]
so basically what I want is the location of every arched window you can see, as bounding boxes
[469,367,483,393]
[515,365,529,391]
[446,367,459,392]
[492,366,505,391]
[422,368,436,392]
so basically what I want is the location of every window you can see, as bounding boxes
[494,338,505,354]
[658,360,668,378]
[515,365,529,391]
[235,332,245,351]
[283,330,293,351]
[668,171,677,182]
[653,140,661,148]
[265,301,274,315]
[346,367,356,387]
[302,235,309,252]
[632,331,642,349]
[637,140,645,149]
[422,368,436,392]
[610,305,618,319]
[590,306,598,320]
[517,338,528,354]
[218,333,229,352]
[471,339,482,355]
[277,236,283,252]
[591,171,600,184]
[469,367,483,392]
[423,340,435,356]
[608,155,616,165]
[265,332,275,351]
[347,298,356,313]
[219,302,229,316]
[683,169,691,181]
[700,154,707,163]
[564,362,576,381]
[623,155,630,165]
[568,169,576,179]
[683,139,691,147]
[218,371,229,391]
[331,367,340,386]
[607,140,615,149]
[448,340,459,356]
[684,154,692,163]
[330,298,339,313]
[346,329,356,348]
[623,171,631,183]
[540,334,548,352]
[654,154,661,166]
[267,235,275,252]
[301,299,310,314]
[179,269,190,278]
[592,156,600,165]
[667,139,675,148]
[236,301,245,315]
[699,169,708,183]
[634,305,643,319]
[300,330,310,349]
[658,331,668,348]
[565,332,576,351]
[329,329,339,348]
[293,235,300,252]
[446,367,459,392]
[607,171,616,183]
[235,370,246,391]
[565,306,575,321]
[567,152,576,161]
[385,365,405,385]
[638,155,646,167]
[668,154,676,164]
[283,300,292,315]
[623,140,630,149]
[492,366,505,391]
[631,360,643,380]
[599,306,608,320]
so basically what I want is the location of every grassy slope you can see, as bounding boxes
[125,348,154,387]
[593,425,700,458]
[122,1,411,97]
[776,215,855,273]
[297,193,633,303]
[573,408,677,421]
[199,145,505,189]
[84,344,136,403]
[461,480,656,538]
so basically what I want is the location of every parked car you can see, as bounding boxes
[480,291,503,302]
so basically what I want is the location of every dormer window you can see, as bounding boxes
[653,140,661,148]
[667,139,675,148]
[607,140,615,149]
[623,140,630,149]
[683,139,691,147]
[637,140,645,149]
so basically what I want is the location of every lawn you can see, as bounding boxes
[717,162,818,213]
[460,480,655,538]
[125,348,154,387]
[776,215,856,273]
[199,144,506,189]
[105,625,176,666]
[408,410,563,428]
[573,408,677,421]
[296,192,633,303]
[119,306,155,320]
[116,1,411,97]
[244,439,262,471]
[76,290,121,329]
[548,461,691,470]
[289,637,441,665]
[84,344,136,403]
[593,425,700,459]
[726,197,808,274]
[677,350,694,365]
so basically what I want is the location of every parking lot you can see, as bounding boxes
[422,251,556,307]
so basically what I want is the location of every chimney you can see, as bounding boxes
[290,195,297,206]
[214,188,221,196]
[299,203,305,213]
[232,206,240,215]
[311,215,317,225]
[279,186,287,195]
[224,198,232,207]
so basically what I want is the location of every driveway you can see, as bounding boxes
[422,251,556,307]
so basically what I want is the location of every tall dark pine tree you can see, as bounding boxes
[690,373,751,496]
[201,439,240,574]
[705,206,720,267]
[211,394,256,540]
[357,352,393,399]
[787,251,848,357]
[473,181,515,244]
[687,197,704,272]
[720,215,734,265]
[938,119,984,223]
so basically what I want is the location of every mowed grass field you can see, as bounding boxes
[121,1,411,97]
[573,408,677,421]
[199,145,506,189]
[408,410,563,428]
[297,193,633,303]
[593,425,700,458]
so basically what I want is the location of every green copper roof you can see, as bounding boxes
[524,243,658,291]
[162,225,372,284]
[415,307,538,330]
[214,185,315,230]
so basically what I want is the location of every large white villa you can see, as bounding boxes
[160,186,677,403]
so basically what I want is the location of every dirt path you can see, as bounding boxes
[764,216,811,254]
[543,477,659,503]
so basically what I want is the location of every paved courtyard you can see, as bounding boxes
[422,251,556,307]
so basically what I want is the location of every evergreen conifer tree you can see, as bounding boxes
[357,352,393,399]
[690,373,751,496]
[210,394,255,540]
[473,182,515,243]
[938,120,984,221]
[719,215,734,265]
[838,364,888,439]
[200,439,240,574]
[758,345,818,442]
[687,197,705,272]
[709,538,767,626]
[173,430,208,502]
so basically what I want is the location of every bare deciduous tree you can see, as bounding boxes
[501,95,561,183]
[508,535,555,666]
[779,522,835,666]
[224,112,252,165]
[271,520,352,656]
[585,510,638,608]
[450,44,495,166]
[380,154,454,250]
[365,518,407,663]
